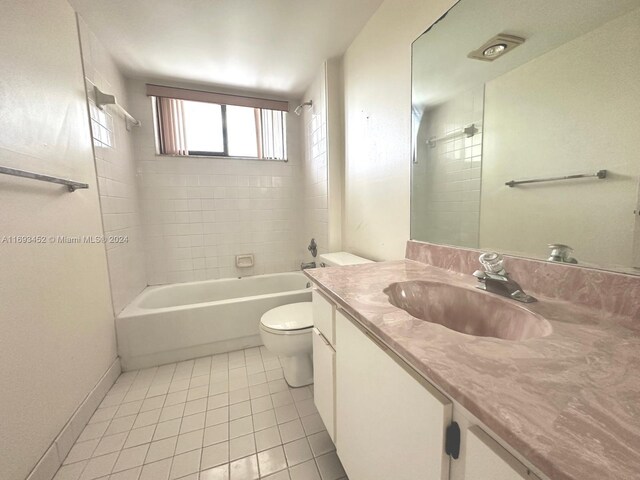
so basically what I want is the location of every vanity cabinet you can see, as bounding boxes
[449,412,541,480]
[335,309,452,480]
[311,288,545,480]
[312,328,335,440]
[312,290,337,440]
[312,289,335,344]
[463,426,540,480]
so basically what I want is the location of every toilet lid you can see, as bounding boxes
[260,302,313,331]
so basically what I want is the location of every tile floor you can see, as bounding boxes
[53,347,347,480]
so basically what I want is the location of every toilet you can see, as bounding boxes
[259,252,373,387]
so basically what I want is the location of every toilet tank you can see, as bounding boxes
[317,252,373,267]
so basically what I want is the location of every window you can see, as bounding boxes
[148,84,288,160]
[182,101,224,155]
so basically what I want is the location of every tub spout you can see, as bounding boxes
[301,261,316,270]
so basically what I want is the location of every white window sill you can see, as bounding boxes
[155,154,288,163]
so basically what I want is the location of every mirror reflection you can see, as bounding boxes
[411,0,640,273]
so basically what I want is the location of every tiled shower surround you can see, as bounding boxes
[301,68,329,259]
[79,19,334,293]
[136,155,302,285]
[411,85,484,248]
[53,347,347,480]
[126,80,305,286]
[76,67,316,290]
[79,19,147,313]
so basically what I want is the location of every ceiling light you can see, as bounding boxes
[483,44,507,57]
[468,34,525,62]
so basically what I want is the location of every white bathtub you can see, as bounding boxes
[116,272,312,370]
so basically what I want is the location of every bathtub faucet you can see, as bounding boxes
[300,261,316,270]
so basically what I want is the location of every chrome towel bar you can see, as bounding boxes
[505,169,607,188]
[0,165,89,192]
[427,123,479,148]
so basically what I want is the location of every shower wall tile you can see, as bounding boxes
[300,64,329,261]
[412,85,484,248]
[78,17,147,314]
[127,80,304,285]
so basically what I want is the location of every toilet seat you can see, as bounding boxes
[260,302,313,334]
[260,324,312,335]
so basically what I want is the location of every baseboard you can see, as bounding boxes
[121,335,263,371]
[26,357,121,480]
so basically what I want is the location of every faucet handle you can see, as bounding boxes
[473,270,488,280]
[307,238,318,258]
[474,269,508,282]
[479,252,506,275]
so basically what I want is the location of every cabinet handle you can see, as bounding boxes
[313,328,331,346]
[445,422,461,459]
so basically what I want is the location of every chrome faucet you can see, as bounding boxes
[300,261,316,270]
[548,244,577,264]
[472,252,536,303]
[308,238,318,258]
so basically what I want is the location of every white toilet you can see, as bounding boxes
[260,303,314,387]
[259,252,373,387]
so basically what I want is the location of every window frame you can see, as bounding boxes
[185,104,229,157]
[153,97,288,161]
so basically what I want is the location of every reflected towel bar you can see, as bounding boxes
[427,123,479,148]
[94,86,141,129]
[0,165,89,192]
[506,169,607,188]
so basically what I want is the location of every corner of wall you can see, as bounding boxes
[341,0,458,261]
[326,58,345,253]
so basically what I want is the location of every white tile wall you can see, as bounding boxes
[301,66,329,260]
[80,40,322,290]
[412,85,483,248]
[78,17,147,314]
[127,81,304,285]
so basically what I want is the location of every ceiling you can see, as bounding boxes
[412,0,640,109]
[68,0,384,98]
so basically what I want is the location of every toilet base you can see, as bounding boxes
[280,353,313,387]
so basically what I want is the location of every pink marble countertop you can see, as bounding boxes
[304,260,640,480]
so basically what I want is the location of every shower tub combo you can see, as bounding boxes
[117,272,311,370]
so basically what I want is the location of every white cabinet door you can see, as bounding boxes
[312,289,335,345]
[312,327,336,441]
[464,426,540,480]
[335,310,452,480]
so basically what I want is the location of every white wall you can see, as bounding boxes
[127,80,304,284]
[480,9,640,269]
[78,18,147,314]
[342,0,457,261]
[0,1,117,478]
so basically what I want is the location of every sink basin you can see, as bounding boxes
[384,281,552,341]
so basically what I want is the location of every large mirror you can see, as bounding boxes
[411,0,640,274]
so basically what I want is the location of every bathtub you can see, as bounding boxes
[116,272,312,370]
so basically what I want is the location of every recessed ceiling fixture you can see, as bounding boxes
[468,34,525,62]
[483,44,507,57]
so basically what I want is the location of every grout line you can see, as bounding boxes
[57,348,334,480]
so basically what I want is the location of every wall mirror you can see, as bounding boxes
[411,0,640,274]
